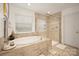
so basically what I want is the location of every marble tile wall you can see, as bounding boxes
[47,12,61,42]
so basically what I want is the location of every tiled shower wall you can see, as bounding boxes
[47,12,61,42]
[35,13,48,39]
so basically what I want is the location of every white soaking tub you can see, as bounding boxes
[14,36,42,48]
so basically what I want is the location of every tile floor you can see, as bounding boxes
[41,40,79,56]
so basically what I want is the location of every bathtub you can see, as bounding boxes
[14,36,42,48]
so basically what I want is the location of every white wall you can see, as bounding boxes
[0,4,4,38]
[8,4,35,35]
[62,6,79,48]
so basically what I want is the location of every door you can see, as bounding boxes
[64,12,79,48]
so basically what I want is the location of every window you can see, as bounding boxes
[15,14,35,33]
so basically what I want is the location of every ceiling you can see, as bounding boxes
[11,3,79,15]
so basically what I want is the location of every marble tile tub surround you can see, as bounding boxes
[15,32,39,38]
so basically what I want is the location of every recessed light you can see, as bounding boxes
[48,11,50,14]
[27,3,31,6]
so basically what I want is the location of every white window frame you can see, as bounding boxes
[15,13,35,34]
